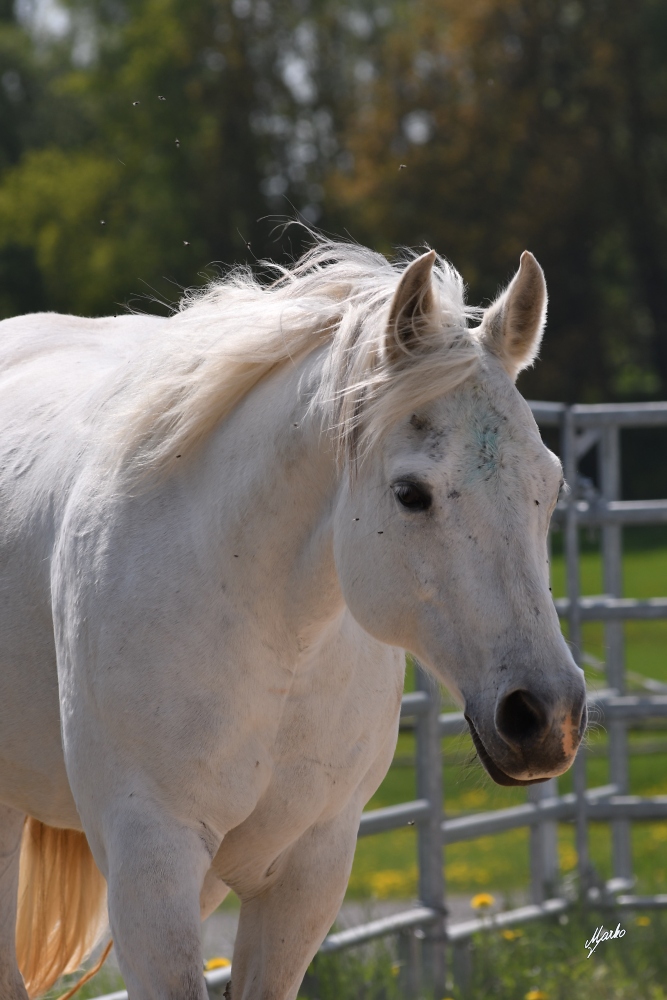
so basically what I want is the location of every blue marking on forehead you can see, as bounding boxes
[467,415,503,482]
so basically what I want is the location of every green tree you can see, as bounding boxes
[3,0,667,407]
[323,0,667,402]
[0,0,46,314]
[0,0,325,316]
[0,0,398,318]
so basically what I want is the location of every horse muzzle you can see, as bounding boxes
[465,685,588,787]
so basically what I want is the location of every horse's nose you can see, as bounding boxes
[495,688,587,753]
[495,688,551,749]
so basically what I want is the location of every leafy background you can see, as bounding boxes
[4,0,667,410]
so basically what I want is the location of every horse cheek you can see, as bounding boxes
[333,534,414,647]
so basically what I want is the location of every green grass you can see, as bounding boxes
[457,905,667,1000]
[301,906,667,1000]
[550,526,667,684]
[55,901,667,1000]
[302,942,401,1000]
[44,962,124,1000]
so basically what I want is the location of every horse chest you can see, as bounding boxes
[211,651,404,892]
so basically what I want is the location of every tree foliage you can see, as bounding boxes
[1,0,667,401]
[322,0,667,401]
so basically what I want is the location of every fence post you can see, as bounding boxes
[599,424,632,882]
[397,929,422,999]
[528,778,559,903]
[451,940,473,995]
[529,529,561,903]
[414,663,446,997]
[563,406,593,893]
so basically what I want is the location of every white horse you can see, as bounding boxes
[0,240,586,1000]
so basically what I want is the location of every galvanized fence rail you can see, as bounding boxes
[93,400,667,1000]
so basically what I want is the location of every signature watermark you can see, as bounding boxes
[585,922,626,958]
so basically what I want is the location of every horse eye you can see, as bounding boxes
[392,481,432,511]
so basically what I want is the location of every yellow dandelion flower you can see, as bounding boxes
[502,928,523,940]
[204,957,231,971]
[558,843,578,871]
[636,916,651,927]
[391,962,401,978]
[525,991,548,1000]
[471,892,495,909]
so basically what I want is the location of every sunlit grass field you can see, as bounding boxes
[303,908,667,1000]
[346,526,667,902]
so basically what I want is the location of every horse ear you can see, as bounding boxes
[386,250,437,362]
[480,251,547,380]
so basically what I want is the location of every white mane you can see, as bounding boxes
[109,238,482,481]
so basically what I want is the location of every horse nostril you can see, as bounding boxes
[496,689,549,748]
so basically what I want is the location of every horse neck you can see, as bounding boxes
[199,345,346,652]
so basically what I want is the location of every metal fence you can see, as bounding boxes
[96,400,667,1000]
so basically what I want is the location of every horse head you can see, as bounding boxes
[332,250,586,785]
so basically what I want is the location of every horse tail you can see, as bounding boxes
[16,817,108,998]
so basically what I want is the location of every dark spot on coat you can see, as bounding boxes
[265,861,276,878]
[534,499,540,505]
[378,531,383,534]
[447,490,461,499]
[198,823,216,860]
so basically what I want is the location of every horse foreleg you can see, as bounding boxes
[231,808,359,1000]
[103,805,217,1000]
[200,868,231,922]
[0,804,29,1000]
